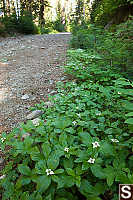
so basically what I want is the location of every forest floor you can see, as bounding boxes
[0,33,71,134]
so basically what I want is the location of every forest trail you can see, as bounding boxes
[0,33,71,133]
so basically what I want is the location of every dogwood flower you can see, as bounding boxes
[92,141,100,148]
[95,111,101,116]
[111,139,119,143]
[87,158,95,164]
[46,169,54,176]
[1,137,6,143]
[0,175,6,180]
[72,121,77,125]
[64,147,69,153]
[49,170,55,175]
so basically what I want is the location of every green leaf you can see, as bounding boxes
[36,175,51,193]
[57,175,74,189]
[125,112,133,117]
[59,133,67,146]
[54,117,71,129]
[91,164,106,179]
[125,118,133,125]
[55,169,64,174]
[75,176,81,187]
[88,198,102,200]
[82,162,90,170]
[115,171,131,184]
[18,164,31,176]
[66,168,75,176]
[16,177,31,189]
[63,157,74,169]
[45,194,52,200]
[79,179,95,195]
[94,182,106,195]
[65,127,75,134]
[35,160,47,174]
[104,166,115,186]
[79,132,92,146]
[35,194,43,200]
[122,101,133,111]
[42,142,51,159]
[100,142,115,156]
[47,152,60,170]
[30,148,44,161]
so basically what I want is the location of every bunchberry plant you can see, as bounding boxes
[0,24,133,200]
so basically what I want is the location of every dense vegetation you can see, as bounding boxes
[0,0,76,35]
[0,0,133,199]
[90,0,133,26]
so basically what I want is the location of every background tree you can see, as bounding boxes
[90,0,133,26]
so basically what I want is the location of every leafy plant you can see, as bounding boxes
[70,19,133,77]
[0,43,133,200]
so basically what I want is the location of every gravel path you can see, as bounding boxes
[0,33,71,133]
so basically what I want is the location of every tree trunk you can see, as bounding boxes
[39,0,45,27]
[6,0,10,15]
[28,0,32,15]
[2,0,6,16]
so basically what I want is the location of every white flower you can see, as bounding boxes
[95,111,101,116]
[1,137,6,143]
[92,141,100,148]
[46,169,54,176]
[0,175,6,180]
[87,158,95,164]
[32,118,41,126]
[111,139,119,143]
[72,121,77,125]
[49,170,55,175]
[118,92,121,95]
[64,147,69,153]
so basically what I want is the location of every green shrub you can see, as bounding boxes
[53,19,66,32]
[0,12,39,35]
[70,28,95,49]
[70,24,104,49]
[18,13,38,34]
[38,27,51,34]
[1,13,18,33]
[70,19,133,76]
[90,0,132,25]
[0,22,6,36]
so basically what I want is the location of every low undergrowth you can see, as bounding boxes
[0,33,133,200]
[70,18,133,78]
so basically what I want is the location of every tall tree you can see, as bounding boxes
[74,0,85,24]
[2,0,6,15]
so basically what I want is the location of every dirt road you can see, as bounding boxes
[0,33,71,133]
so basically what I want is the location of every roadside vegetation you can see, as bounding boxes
[0,0,133,199]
